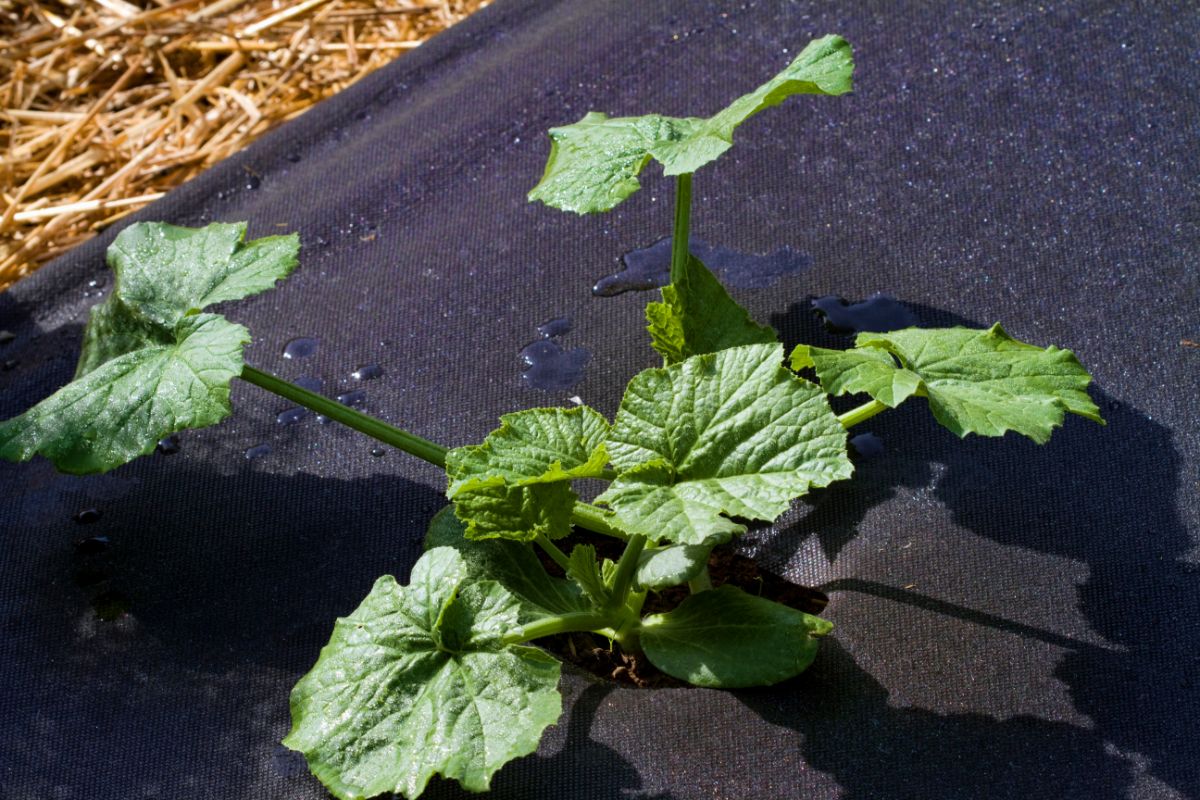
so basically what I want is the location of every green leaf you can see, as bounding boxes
[793,325,1104,443]
[640,585,832,688]
[566,544,610,607]
[451,481,575,542]
[635,542,713,590]
[0,314,249,474]
[424,506,587,619]
[646,254,777,364]
[529,35,853,213]
[0,221,299,475]
[597,343,852,544]
[285,547,562,800]
[445,407,610,496]
[104,221,300,328]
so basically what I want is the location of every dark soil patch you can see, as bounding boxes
[537,533,829,688]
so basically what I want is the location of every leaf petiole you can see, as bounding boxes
[838,398,888,429]
[603,534,647,614]
[670,173,693,286]
[240,365,449,468]
[500,611,614,645]
[534,533,570,571]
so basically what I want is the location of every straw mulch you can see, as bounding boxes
[0,0,488,291]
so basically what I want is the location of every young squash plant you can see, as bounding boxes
[0,35,1103,800]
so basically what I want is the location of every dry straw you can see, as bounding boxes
[0,0,487,291]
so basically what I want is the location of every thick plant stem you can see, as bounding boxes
[604,534,647,613]
[669,172,693,286]
[838,399,888,429]
[535,533,570,571]
[502,611,614,645]
[240,365,448,467]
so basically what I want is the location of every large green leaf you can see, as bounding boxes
[792,325,1103,443]
[0,221,299,475]
[597,343,852,544]
[425,506,587,618]
[640,585,832,688]
[285,547,562,800]
[645,254,777,365]
[529,35,853,213]
[445,407,610,496]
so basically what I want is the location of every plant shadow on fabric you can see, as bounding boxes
[736,300,1199,799]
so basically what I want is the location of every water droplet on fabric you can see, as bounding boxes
[295,376,323,393]
[74,508,102,525]
[2,360,17,371]
[282,337,319,359]
[351,364,384,381]
[277,407,308,426]
[0,330,15,345]
[336,390,367,407]
[370,447,386,458]
[850,432,885,458]
[245,174,261,190]
[519,340,590,391]
[92,590,131,621]
[812,294,917,334]
[156,435,181,455]
[285,152,302,163]
[244,443,272,460]
[537,317,573,338]
[74,535,110,555]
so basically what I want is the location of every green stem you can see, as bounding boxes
[688,567,713,593]
[604,534,647,613]
[669,172,693,286]
[535,533,570,571]
[570,502,629,541]
[501,611,613,645]
[838,399,888,429]
[241,367,626,541]
[240,365,448,468]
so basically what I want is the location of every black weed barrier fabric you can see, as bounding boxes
[2,2,1198,798]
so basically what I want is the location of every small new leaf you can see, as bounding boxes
[529,35,853,213]
[285,547,562,800]
[566,544,610,608]
[646,254,777,364]
[597,343,852,544]
[0,222,299,474]
[793,325,1103,443]
[640,585,832,688]
[635,542,713,590]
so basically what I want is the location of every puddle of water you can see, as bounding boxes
[520,340,590,391]
[595,237,811,296]
[812,294,917,334]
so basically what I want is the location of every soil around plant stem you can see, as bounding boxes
[537,533,829,688]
